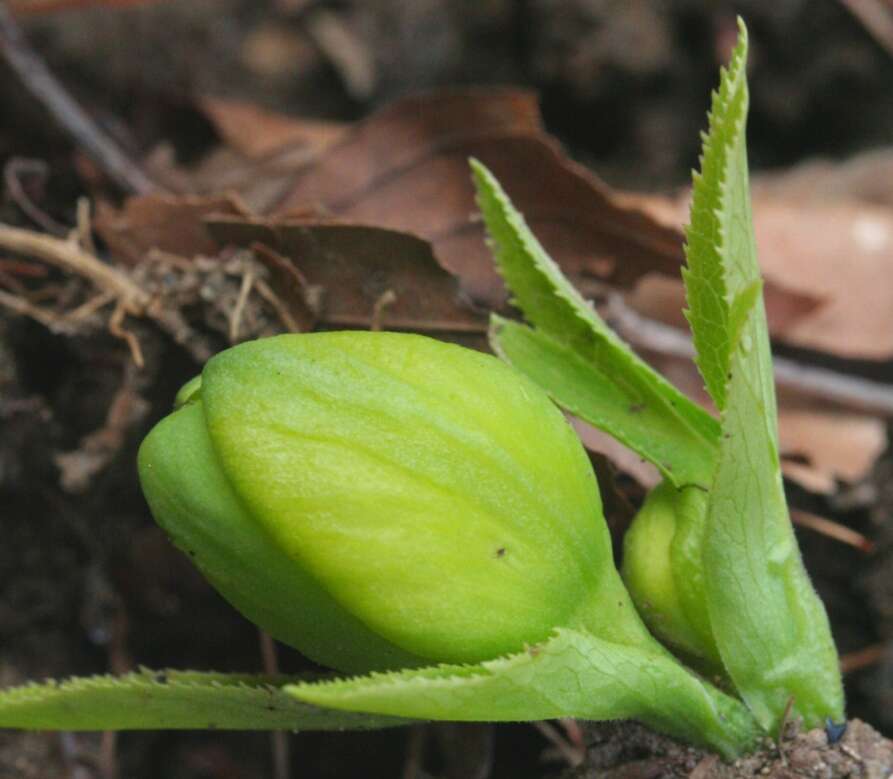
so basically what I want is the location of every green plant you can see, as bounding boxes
[479,18,843,735]
[0,20,843,758]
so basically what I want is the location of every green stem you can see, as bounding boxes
[574,570,762,758]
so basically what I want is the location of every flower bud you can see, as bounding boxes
[621,481,722,671]
[139,332,614,673]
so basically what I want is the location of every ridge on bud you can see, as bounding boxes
[139,332,617,672]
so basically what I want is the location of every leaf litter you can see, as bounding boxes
[4,87,889,504]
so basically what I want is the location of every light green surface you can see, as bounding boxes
[0,670,405,731]
[474,160,718,489]
[288,627,760,759]
[682,20,844,731]
[621,481,720,670]
[199,331,613,665]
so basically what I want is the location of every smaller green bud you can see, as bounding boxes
[622,481,723,673]
[139,332,622,673]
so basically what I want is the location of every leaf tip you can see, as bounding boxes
[468,156,494,191]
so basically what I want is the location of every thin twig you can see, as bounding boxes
[304,8,376,100]
[776,695,797,754]
[370,288,396,332]
[228,264,255,342]
[532,721,585,767]
[259,631,290,779]
[98,731,118,779]
[790,509,875,554]
[402,725,427,779]
[10,0,162,14]
[0,285,74,332]
[559,718,584,750]
[108,299,144,367]
[76,197,98,255]
[255,277,301,333]
[840,643,887,673]
[0,265,28,294]
[0,223,148,308]
[606,293,893,417]
[3,157,68,235]
[66,290,115,322]
[0,226,149,361]
[0,2,158,195]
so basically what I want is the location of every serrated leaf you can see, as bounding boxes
[287,628,760,759]
[693,19,845,732]
[0,669,406,731]
[682,22,752,411]
[472,160,719,488]
[490,317,717,483]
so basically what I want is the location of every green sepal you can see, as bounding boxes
[0,669,407,731]
[473,159,718,488]
[287,628,761,759]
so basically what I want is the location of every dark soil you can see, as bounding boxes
[1,2,892,778]
[566,720,892,779]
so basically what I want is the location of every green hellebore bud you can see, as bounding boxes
[621,481,722,673]
[138,332,618,674]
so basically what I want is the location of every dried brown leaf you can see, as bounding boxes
[94,193,250,265]
[206,217,484,334]
[778,408,887,494]
[624,188,893,360]
[272,89,684,307]
[95,90,689,336]
[752,148,893,208]
[754,201,893,359]
[199,97,345,160]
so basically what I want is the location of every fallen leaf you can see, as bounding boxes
[754,201,893,360]
[752,148,893,208]
[778,408,887,494]
[274,88,544,211]
[86,89,686,335]
[94,193,250,264]
[207,217,484,334]
[199,97,345,160]
[97,90,688,331]
[272,89,685,307]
